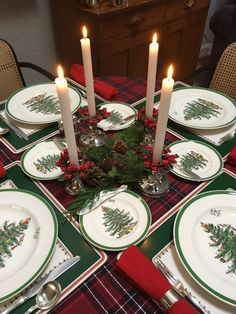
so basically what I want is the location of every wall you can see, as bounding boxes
[0,0,57,84]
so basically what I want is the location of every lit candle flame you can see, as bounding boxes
[57,65,64,79]
[167,64,173,80]
[82,26,87,38]
[152,33,157,44]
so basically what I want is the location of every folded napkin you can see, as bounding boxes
[116,245,197,313]
[227,146,236,166]
[70,64,118,100]
[0,162,6,178]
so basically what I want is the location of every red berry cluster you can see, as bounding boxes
[137,107,159,130]
[77,107,111,125]
[56,149,96,181]
[142,145,178,172]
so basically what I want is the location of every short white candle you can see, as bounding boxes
[146,33,159,118]
[80,26,96,117]
[153,65,174,162]
[55,65,79,166]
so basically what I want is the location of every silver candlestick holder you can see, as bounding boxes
[66,177,84,195]
[139,169,170,198]
[80,125,107,147]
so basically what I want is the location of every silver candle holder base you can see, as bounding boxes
[139,170,170,198]
[80,126,107,147]
[66,178,84,195]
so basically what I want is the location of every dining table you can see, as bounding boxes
[0,75,235,314]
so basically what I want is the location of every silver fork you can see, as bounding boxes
[219,129,236,145]
[155,258,209,314]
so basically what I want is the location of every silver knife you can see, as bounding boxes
[174,164,202,181]
[155,258,209,314]
[0,114,29,141]
[2,255,80,314]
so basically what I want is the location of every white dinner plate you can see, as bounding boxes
[5,83,81,124]
[174,190,236,306]
[168,88,236,129]
[97,102,136,131]
[0,189,57,302]
[21,140,64,180]
[167,140,223,181]
[79,190,151,251]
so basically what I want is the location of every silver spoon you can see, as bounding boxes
[0,126,9,135]
[25,281,61,314]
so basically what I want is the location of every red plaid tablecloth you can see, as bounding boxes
[0,77,234,314]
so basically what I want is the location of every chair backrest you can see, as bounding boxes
[0,39,24,102]
[210,42,236,100]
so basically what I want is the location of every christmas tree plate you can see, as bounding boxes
[5,82,82,125]
[0,189,57,302]
[97,102,137,131]
[20,140,64,180]
[168,87,236,129]
[167,140,223,181]
[79,190,151,251]
[174,190,236,307]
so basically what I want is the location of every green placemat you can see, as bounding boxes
[133,83,235,158]
[0,162,107,313]
[138,169,236,259]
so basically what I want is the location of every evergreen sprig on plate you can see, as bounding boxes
[23,93,60,115]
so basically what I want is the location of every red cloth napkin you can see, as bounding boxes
[0,162,6,178]
[70,64,118,101]
[116,245,197,313]
[227,146,236,166]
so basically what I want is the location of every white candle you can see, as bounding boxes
[80,26,96,117]
[153,65,174,162]
[55,65,79,166]
[146,33,159,118]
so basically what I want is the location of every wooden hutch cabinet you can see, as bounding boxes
[51,0,210,81]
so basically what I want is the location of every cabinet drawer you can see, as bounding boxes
[165,0,210,21]
[102,4,165,41]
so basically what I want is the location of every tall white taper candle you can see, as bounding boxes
[55,65,79,166]
[146,33,159,118]
[80,26,96,117]
[153,65,174,162]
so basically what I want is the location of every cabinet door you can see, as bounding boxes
[159,11,207,81]
[100,29,162,77]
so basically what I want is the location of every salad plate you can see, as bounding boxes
[0,189,57,302]
[174,190,236,306]
[5,83,81,125]
[21,140,63,180]
[168,88,236,129]
[79,190,151,251]
[97,102,136,131]
[167,140,223,181]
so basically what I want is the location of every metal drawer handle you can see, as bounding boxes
[184,0,195,9]
[125,15,144,27]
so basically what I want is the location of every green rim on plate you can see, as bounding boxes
[20,140,62,181]
[167,140,223,181]
[0,189,58,302]
[5,82,82,124]
[79,190,151,251]
[174,190,236,306]
[168,87,236,129]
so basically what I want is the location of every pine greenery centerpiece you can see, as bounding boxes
[34,154,60,174]
[0,218,31,268]
[184,98,222,121]
[23,93,60,115]
[102,206,137,238]
[201,222,236,274]
[180,151,208,171]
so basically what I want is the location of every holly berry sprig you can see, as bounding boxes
[77,107,111,125]
[137,107,159,130]
[141,145,178,172]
